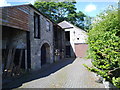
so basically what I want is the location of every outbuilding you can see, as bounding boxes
[1,4,65,78]
[58,21,88,58]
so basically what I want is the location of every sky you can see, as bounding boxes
[0,0,119,17]
[76,2,118,17]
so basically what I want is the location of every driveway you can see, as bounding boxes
[17,58,104,88]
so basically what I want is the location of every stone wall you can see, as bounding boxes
[2,26,27,49]
[29,7,54,70]
[53,26,65,61]
[2,26,28,77]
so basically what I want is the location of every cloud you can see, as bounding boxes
[15,0,36,5]
[76,0,118,2]
[29,0,36,4]
[0,0,11,7]
[85,4,96,12]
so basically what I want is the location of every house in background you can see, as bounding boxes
[1,4,65,78]
[58,21,88,58]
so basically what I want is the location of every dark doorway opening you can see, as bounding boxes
[14,49,25,69]
[2,49,26,77]
[65,31,70,41]
[66,46,71,58]
[41,43,50,66]
[41,45,46,65]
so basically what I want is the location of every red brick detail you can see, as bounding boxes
[75,44,88,58]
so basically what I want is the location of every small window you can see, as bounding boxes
[46,20,50,31]
[34,13,40,38]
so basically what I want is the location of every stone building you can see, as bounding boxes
[28,4,65,70]
[1,4,65,78]
[28,5,54,70]
[53,24,65,62]
[58,21,88,58]
[1,5,30,77]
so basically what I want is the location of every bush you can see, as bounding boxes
[112,77,120,88]
[88,8,120,70]
[87,6,120,88]
[83,64,110,81]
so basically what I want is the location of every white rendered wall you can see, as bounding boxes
[65,26,88,57]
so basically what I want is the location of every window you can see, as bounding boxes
[65,31,70,41]
[46,20,50,31]
[34,13,40,38]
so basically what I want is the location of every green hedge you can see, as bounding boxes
[87,8,120,88]
[88,8,120,70]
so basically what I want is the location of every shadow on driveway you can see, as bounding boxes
[2,58,75,89]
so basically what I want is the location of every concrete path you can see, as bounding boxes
[18,58,104,88]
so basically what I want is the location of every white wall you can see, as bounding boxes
[65,25,88,57]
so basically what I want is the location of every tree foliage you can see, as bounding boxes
[88,8,120,70]
[34,0,86,29]
[84,16,92,30]
[87,7,120,88]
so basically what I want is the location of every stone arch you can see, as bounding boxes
[41,43,50,66]
[40,40,51,48]
[40,40,52,66]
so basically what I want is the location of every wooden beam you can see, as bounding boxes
[5,49,12,71]
[7,48,16,77]
[18,49,23,71]
[25,50,27,70]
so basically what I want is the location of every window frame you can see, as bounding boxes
[34,12,40,39]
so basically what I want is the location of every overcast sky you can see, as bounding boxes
[0,0,119,17]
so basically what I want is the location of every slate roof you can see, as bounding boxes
[58,21,73,29]
[58,21,87,32]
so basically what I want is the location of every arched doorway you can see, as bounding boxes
[41,43,50,66]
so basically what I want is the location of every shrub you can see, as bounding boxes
[83,64,110,81]
[87,6,120,88]
[112,77,120,88]
[88,8,120,70]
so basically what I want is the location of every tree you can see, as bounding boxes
[88,7,120,70]
[84,16,93,30]
[67,11,86,29]
[87,6,120,87]
[34,0,86,29]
